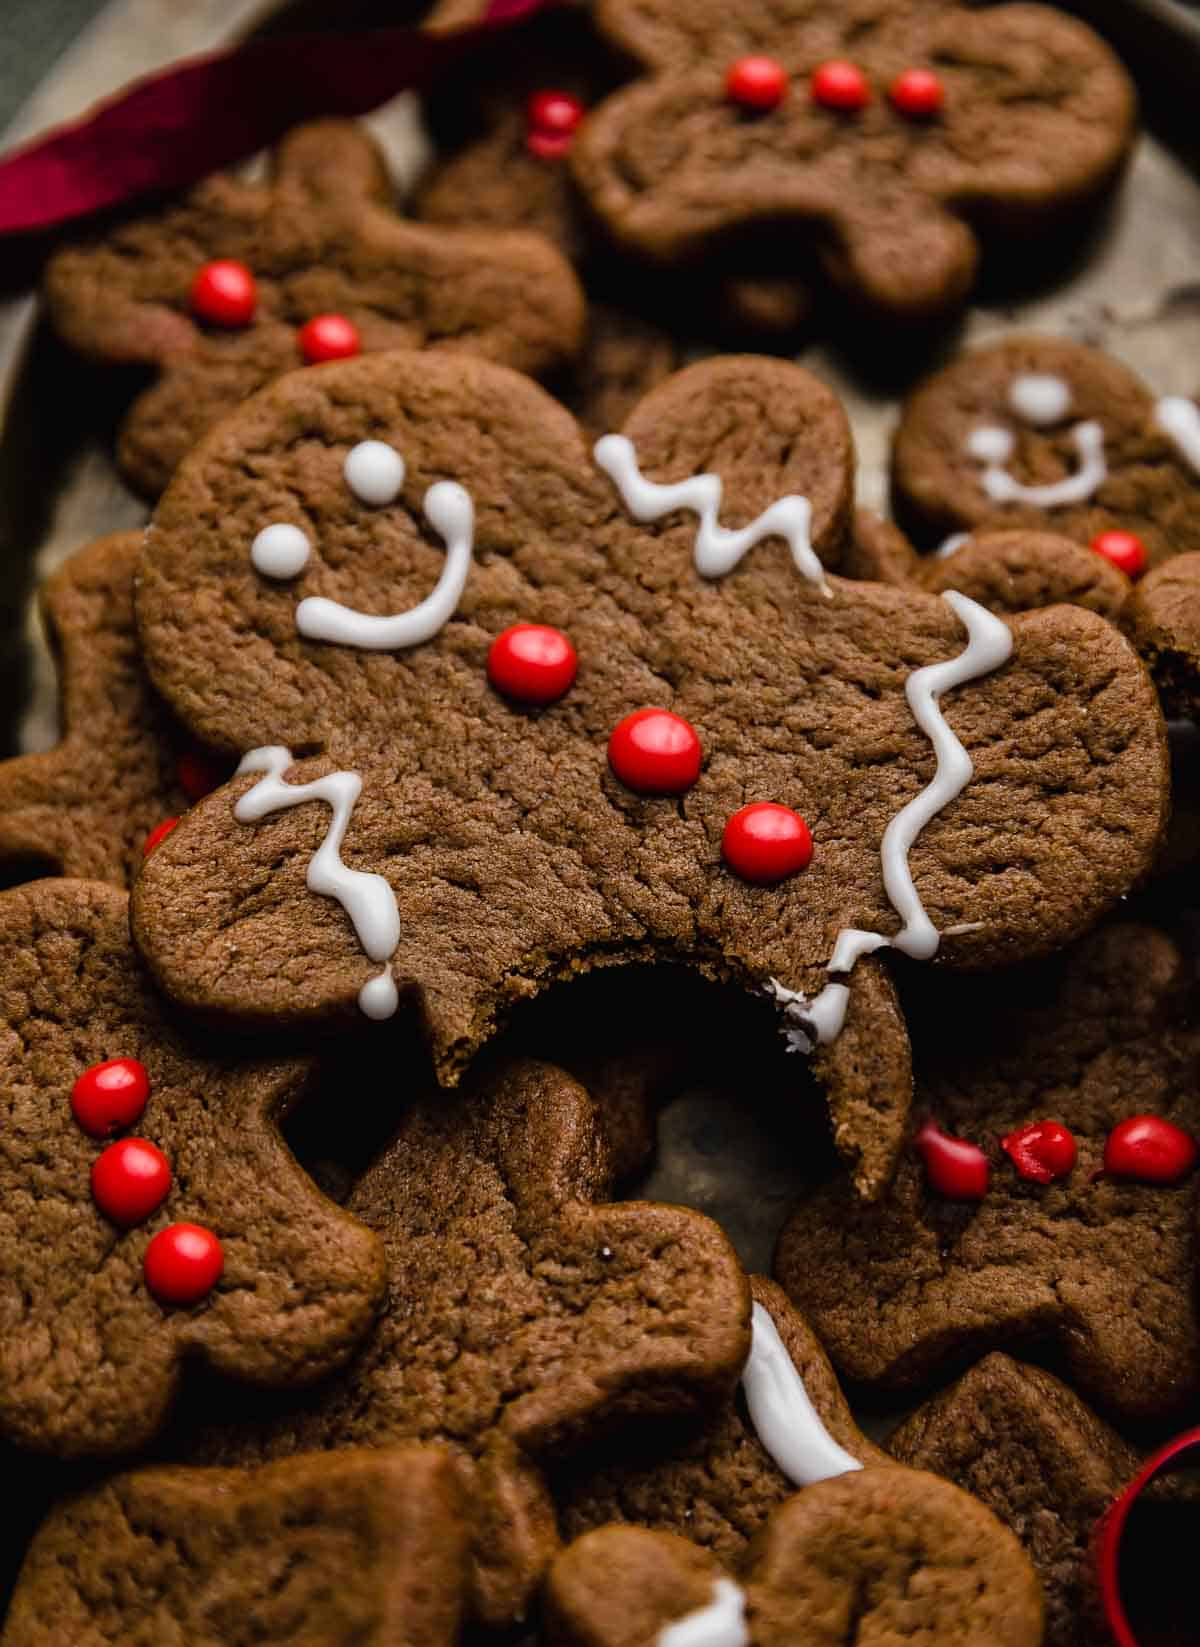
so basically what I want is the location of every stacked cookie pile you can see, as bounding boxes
[4,4,1200,1645]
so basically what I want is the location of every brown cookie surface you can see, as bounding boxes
[776,922,1200,1421]
[1125,551,1200,719]
[889,1353,1140,1647]
[572,1,1134,321]
[169,1055,750,1624]
[0,533,210,889]
[0,878,386,1459]
[129,351,1167,1196]
[892,336,1200,568]
[2,1444,470,1647]
[546,1468,1044,1647]
[44,120,585,498]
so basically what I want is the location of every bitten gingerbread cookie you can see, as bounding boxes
[0,878,386,1459]
[2,1445,472,1647]
[130,351,1167,1196]
[777,922,1200,1422]
[43,119,584,498]
[172,1055,750,1625]
[0,533,223,889]
[572,1,1134,322]
[892,336,1200,570]
[889,1353,1140,1647]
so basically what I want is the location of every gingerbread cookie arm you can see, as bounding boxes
[0,879,386,1458]
[0,533,187,887]
[3,1445,471,1647]
[919,529,1131,621]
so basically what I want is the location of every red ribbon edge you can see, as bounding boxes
[0,0,558,237]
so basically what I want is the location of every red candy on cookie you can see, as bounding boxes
[1001,1119,1077,1184]
[889,67,944,118]
[726,56,789,112]
[722,802,813,884]
[915,1119,989,1200]
[1090,529,1147,580]
[488,624,577,705]
[189,260,256,328]
[297,314,361,365]
[526,90,585,158]
[608,708,701,795]
[144,1223,224,1306]
[810,61,871,111]
[91,1139,172,1227]
[143,817,180,857]
[71,1056,150,1138]
[1104,1115,1198,1184]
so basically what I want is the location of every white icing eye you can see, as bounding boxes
[966,426,1015,465]
[251,523,311,580]
[344,440,405,506]
[1009,373,1072,426]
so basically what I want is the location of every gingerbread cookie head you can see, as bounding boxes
[131,350,1166,1198]
[0,878,386,1459]
[170,1054,750,1625]
[43,119,585,498]
[892,336,1200,570]
[3,1444,471,1647]
[777,921,1200,1422]
[546,1472,1044,1647]
[571,2,1134,321]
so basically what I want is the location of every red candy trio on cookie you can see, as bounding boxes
[1002,1120,1077,1185]
[71,1056,149,1138]
[915,1119,989,1200]
[1104,1115,1197,1184]
[726,56,789,112]
[298,313,361,365]
[1090,529,1147,580]
[722,803,813,884]
[143,1224,224,1307]
[91,1139,172,1227]
[608,708,702,795]
[488,624,577,705]
[810,61,871,112]
[190,260,257,328]
[526,90,585,158]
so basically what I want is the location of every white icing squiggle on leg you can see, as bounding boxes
[657,1579,748,1647]
[1156,396,1200,475]
[741,1302,863,1485]
[234,747,400,1019]
[593,433,830,594]
[766,591,1012,1048]
[294,481,474,649]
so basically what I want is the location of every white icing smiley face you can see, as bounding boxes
[965,373,1108,508]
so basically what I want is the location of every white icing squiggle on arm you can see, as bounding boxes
[766,591,1012,1048]
[235,747,400,1020]
[1156,396,1200,475]
[741,1302,863,1485]
[657,1580,748,1647]
[593,433,830,594]
[295,481,474,649]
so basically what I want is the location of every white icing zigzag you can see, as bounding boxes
[594,433,830,594]
[741,1302,863,1485]
[234,747,401,1020]
[657,1580,749,1647]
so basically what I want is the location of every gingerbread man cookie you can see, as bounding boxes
[2,1445,471,1647]
[892,336,1200,571]
[43,119,585,498]
[777,921,1200,1422]
[0,533,225,889]
[0,877,386,1459]
[169,1055,750,1626]
[571,2,1134,322]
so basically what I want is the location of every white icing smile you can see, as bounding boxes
[966,373,1107,509]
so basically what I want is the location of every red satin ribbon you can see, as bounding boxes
[1095,1424,1200,1645]
[0,0,556,236]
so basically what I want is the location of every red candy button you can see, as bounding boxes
[811,60,871,111]
[144,1223,224,1307]
[888,67,944,117]
[297,313,361,365]
[190,260,257,328]
[91,1138,171,1227]
[722,802,813,884]
[1096,1425,1200,1647]
[177,749,228,803]
[914,1119,989,1200]
[488,624,577,705]
[608,708,702,795]
[143,817,180,857]
[1104,1115,1198,1184]
[71,1056,149,1138]
[1001,1119,1077,1184]
[726,56,789,111]
[526,89,585,158]
[1090,529,1147,580]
